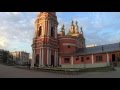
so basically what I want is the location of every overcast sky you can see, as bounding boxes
[0,12,120,55]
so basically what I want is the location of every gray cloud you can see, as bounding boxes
[0,12,36,53]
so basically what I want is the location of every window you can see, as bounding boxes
[86,57,90,60]
[96,56,103,62]
[38,26,42,36]
[68,45,71,48]
[81,57,84,62]
[51,27,54,37]
[76,58,79,61]
[64,58,70,63]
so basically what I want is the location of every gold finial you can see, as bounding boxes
[76,21,78,25]
[61,24,65,31]
[80,27,83,34]
[71,20,74,25]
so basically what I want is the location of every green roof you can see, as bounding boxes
[67,31,74,35]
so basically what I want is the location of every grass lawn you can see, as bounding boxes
[34,66,115,74]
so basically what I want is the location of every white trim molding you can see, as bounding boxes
[63,43,76,46]
[59,38,76,41]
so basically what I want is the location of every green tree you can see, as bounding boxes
[1,50,10,63]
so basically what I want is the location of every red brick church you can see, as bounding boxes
[31,12,120,68]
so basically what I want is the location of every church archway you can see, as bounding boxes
[51,27,54,37]
[35,54,39,67]
[51,55,54,67]
[112,54,116,62]
[38,26,42,37]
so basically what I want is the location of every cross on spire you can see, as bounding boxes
[80,27,83,34]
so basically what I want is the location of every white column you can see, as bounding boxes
[56,51,58,66]
[44,21,46,35]
[92,54,94,64]
[48,20,49,36]
[42,48,44,66]
[49,49,51,65]
[49,21,51,37]
[39,48,41,67]
[56,51,57,66]
[47,48,49,65]
[55,26,57,39]
[107,53,110,65]
[31,50,35,68]
[71,56,74,65]
[54,51,56,66]
[42,26,44,37]
[48,49,50,65]
[59,57,61,65]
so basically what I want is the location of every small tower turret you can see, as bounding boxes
[70,20,75,33]
[75,21,79,34]
[60,24,65,36]
[80,27,83,35]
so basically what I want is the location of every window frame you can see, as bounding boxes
[51,26,54,37]
[64,58,70,64]
[81,57,84,62]
[76,58,79,61]
[86,57,90,60]
[96,55,103,62]
[68,45,71,48]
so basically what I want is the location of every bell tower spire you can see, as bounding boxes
[34,12,58,37]
[32,12,59,68]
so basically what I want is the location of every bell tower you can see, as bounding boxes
[31,12,59,68]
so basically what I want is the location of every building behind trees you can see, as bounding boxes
[10,51,30,66]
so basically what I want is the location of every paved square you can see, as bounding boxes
[0,64,120,78]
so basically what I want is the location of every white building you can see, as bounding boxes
[10,51,30,65]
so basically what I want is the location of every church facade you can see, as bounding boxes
[31,12,120,68]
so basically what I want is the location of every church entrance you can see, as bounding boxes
[112,54,118,67]
[112,54,116,62]
[51,55,54,67]
[35,54,39,67]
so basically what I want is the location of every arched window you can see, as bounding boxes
[51,27,54,37]
[38,26,42,37]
